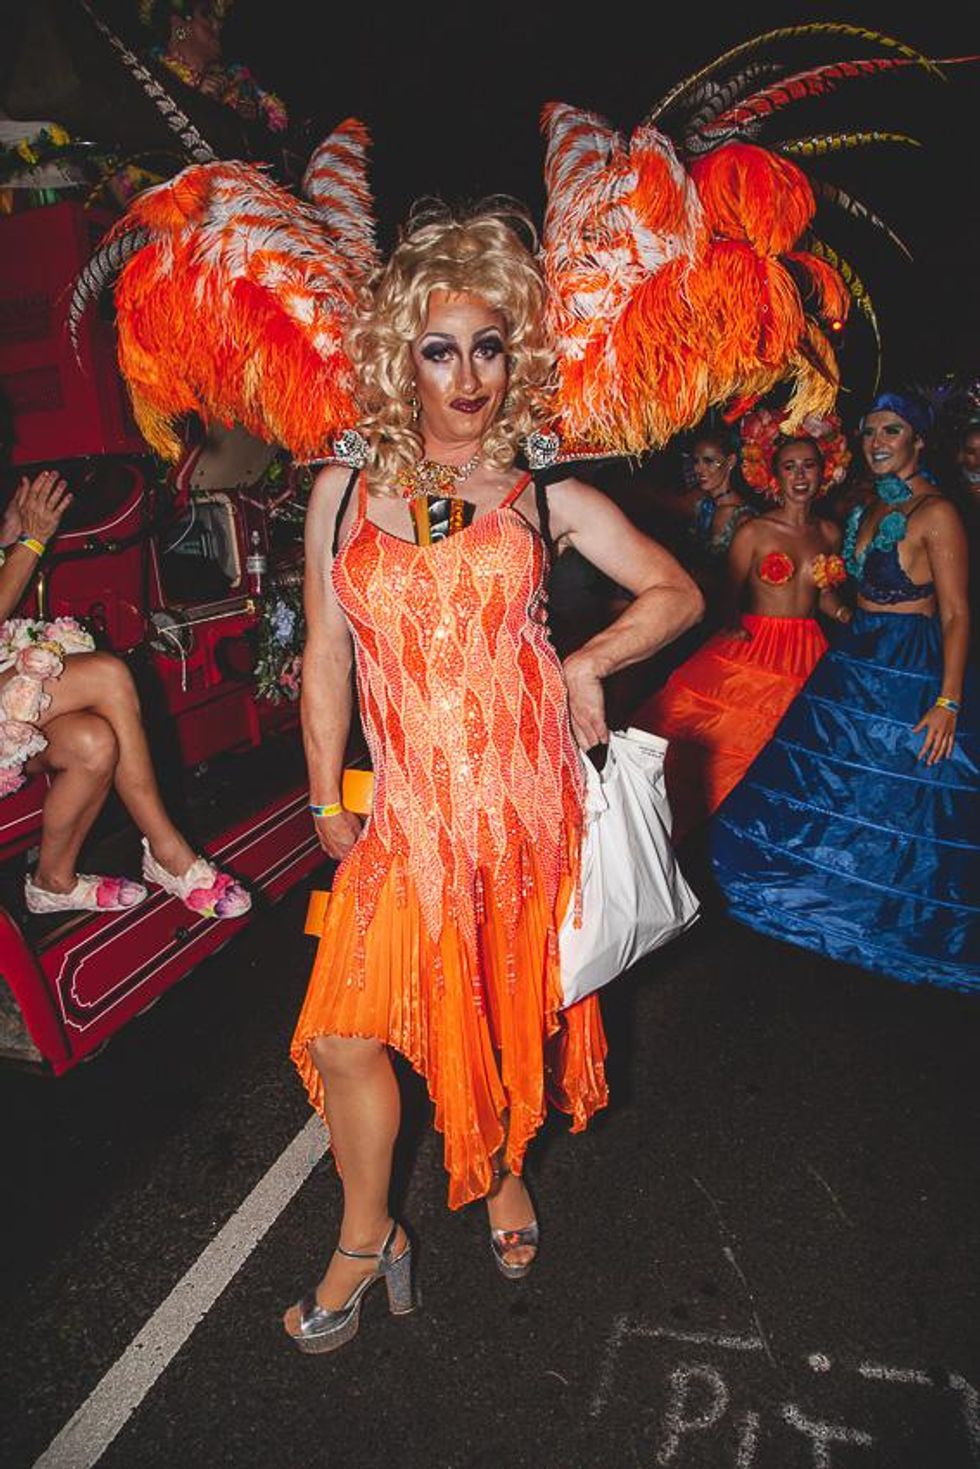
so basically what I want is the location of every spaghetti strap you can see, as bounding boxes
[331,469,361,558]
[534,477,552,557]
[498,472,533,510]
[904,494,942,522]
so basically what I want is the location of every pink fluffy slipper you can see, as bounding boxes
[24,872,148,914]
[141,839,251,919]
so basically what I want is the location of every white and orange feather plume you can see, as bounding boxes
[540,103,848,451]
[102,118,377,460]
[72,26,972,463]
[539,24,975,451]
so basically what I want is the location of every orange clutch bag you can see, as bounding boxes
[304,765,375,936]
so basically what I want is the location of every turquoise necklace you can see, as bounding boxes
[874,472,914,505]
[843,470,936,578]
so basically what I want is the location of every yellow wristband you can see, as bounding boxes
[17,535,46,557]
[309,801,343,818]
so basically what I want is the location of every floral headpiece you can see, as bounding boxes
[739,408,850,500]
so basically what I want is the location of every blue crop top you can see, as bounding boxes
[843,498,938,605]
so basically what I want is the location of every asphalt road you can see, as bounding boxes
[3,856,979,1469]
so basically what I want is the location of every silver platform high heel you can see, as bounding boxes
[487,1169,539,1281]
[286,1221,416,1354]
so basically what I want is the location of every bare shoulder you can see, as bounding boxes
[542,473,605,507]
[818,516,843,549]
[917,494,964,537]
[306,465,358,547]
[309,464,356,513]
[543,475,618,535]
[731,513,762,546]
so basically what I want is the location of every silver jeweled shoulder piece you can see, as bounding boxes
[523,431,560,470]
[332,429,369,468]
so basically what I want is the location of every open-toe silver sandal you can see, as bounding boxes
[490,1219,540,1280]
[488,1170,539,1281]
[285,1221,416,1355]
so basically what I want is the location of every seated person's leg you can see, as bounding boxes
[26,652,250,917]
[24,712,145,912]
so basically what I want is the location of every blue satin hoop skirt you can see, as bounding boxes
[710,609,980,992]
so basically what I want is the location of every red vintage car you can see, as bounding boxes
[0,200,347,1074]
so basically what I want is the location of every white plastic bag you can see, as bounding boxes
[559,727,700,1007]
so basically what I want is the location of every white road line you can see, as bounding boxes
[33,1115,330,1469]
[857,1362,934,1386]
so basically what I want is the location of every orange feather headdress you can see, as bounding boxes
[79,119,378,461]
[69,25,974,464]
[541,108,845,451]
[541,24,975,453]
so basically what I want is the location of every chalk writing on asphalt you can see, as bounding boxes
[589,1317,979,1467]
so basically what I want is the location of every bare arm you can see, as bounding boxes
[547,478,704,747]
[720,518,756,631]
[0,470,72,621]
[818,586,852,624]
[300,467,362,856]
[912,499,970,765]
[816,523,852,625]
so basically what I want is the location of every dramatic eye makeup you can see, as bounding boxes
[419,338,455,362]
[418,333,505,365]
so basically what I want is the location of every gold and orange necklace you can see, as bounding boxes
[397,452,481,502]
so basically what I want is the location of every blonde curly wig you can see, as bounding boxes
[346,201,556,493]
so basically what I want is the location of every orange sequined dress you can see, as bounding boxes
[291,473,608,1208]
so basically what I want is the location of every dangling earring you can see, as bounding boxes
[502,390,516,416]
[174,23,189,41]
[409,392,419,423]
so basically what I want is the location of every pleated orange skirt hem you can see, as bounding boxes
[634,613,829,844]
[291,845,608,1210]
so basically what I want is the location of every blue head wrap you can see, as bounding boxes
[861,391,933,442]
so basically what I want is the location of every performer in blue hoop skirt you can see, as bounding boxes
[711,392,980,992]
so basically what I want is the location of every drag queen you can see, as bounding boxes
[711,392,979,991]
[634,417,850,843]
[285,207,703,1346]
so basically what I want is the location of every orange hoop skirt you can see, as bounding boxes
[291,486,607,1210]
[633,613,829,844]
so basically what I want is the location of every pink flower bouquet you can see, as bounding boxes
[0,718,47,769]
